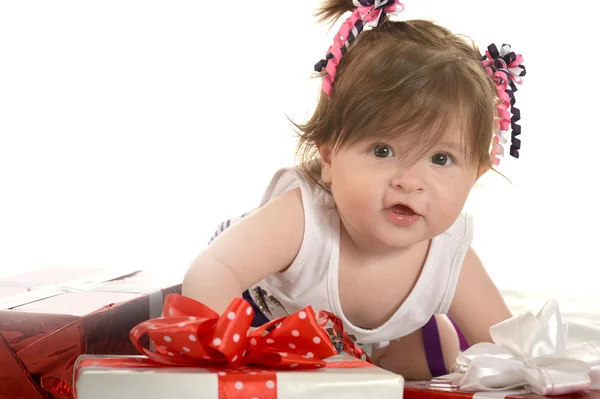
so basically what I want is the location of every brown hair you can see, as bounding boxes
[293,0,498,189]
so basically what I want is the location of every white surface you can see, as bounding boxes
[75,354,404,399]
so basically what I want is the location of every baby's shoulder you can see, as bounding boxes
[259,167,335,210]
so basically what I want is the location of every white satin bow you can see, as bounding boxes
[441,300,600,396]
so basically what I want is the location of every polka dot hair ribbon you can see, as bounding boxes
[481,43,527,165]
[127,293,366,370]
[314,0,405,97]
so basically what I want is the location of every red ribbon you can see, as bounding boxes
[75,296,372,398]
[316,310,370,362]
[128,294,369,370]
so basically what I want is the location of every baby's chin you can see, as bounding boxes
[374,227,432,251]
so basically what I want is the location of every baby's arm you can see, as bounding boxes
[448,248,512,345]
[182,188,305,315]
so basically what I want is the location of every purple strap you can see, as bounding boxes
[422,315,470,377]
[422,316,447,377]
[449,315,470,351]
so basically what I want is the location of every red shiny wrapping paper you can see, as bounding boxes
[0,269,182,399]
[404,380,600,399]
[0,330,48,398]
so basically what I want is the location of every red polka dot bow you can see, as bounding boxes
[129,294,359,369]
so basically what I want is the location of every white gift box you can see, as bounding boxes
[74,353,404,399]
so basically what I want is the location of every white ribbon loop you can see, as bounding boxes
[443,300,600,396]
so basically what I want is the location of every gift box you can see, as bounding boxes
[0,267,125,288]
[75,353,403,399]
[73,293,405,399]
[0,267,140,310]
[406,300,600,399]
[0,268,183,399]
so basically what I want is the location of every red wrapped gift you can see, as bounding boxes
[0,285,48,301]
[74,294,405,398]
[405,380,600,399]
[0,268,183,399]
[0,267,122,288]
[0,267,141,310]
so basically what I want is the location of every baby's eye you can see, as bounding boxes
[372,144,394,158]
[431,152,454,166]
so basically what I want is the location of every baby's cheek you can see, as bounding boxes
[428,198,463,230]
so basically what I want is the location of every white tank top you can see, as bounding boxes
[247,168,473,347]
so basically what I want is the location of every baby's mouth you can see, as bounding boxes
[389,204,417,216]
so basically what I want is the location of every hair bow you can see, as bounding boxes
[314,0,405,97]
[482,43,527,165]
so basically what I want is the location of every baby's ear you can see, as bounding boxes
[318,145,333,184]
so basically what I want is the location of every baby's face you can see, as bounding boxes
[319,131,481,250]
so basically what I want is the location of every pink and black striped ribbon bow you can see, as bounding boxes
[314,0,405,97]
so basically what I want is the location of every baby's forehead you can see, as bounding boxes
[434,128,467,147]
[382,124,466,146]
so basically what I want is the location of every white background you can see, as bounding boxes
[0,1,598,300]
